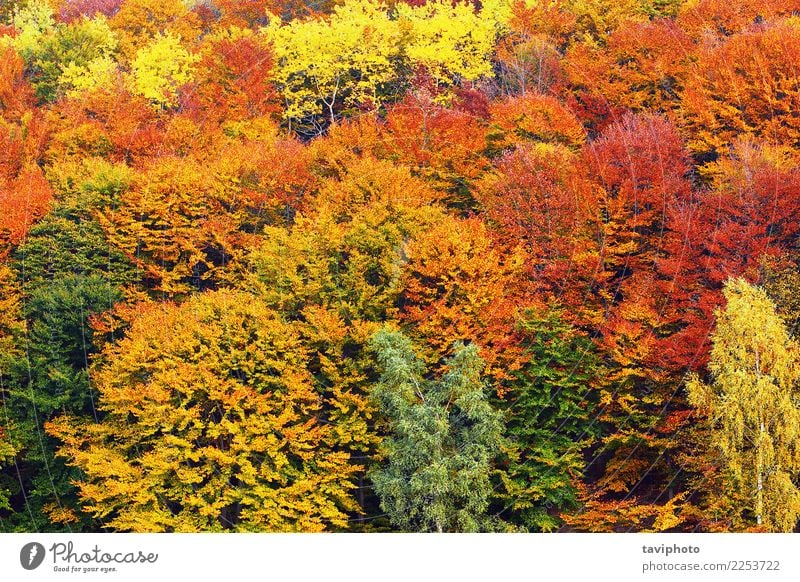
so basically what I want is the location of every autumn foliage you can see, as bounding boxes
[1,0,800,533]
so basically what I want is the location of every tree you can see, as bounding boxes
[2,156,138,530]
[185,29,279,125]
[0,45,51,258]
[129,32,197,109]
[2,0,53,58]
[0,424,14,518]
[206,129,316,229]
[687,278,800,532]
[267,0,504,133]
[498,307,601,531]
[0,165,52,256]
[572,0,680,39]
[380,92,492,205]
[0,46,36,118]
[676,0,800,40]
[656,139,800,373]
[1,1,27,24]
[47,290,358,532]
[8,4,118,102]
[369,329,506,532]
[761,258,800,338]
[0,156,138,530]
[585,112,695,375]
[395,0,499,91]
[17,157,136,295]
[1,273,120,530]
[210,0,274,28]
[97,155,244,298]
[399,215,528,384]
[266,0,402,131]
[564,19,693,115]
[680,18,800,165]
[475,141,599,315]
[44,78,165,164]
[493,1,573,96]
[0,264,23,526]
[58,0,124,24]
[556,113,699,532]
[108,0,200,61]
[488,93,586,153]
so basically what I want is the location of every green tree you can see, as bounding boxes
[0,159,136,531]
[7,3,118,102]
[687,278,800,532]
[0,426,14,516]
[369,329,506,532]
[498,307,601,531]
[1,274,120,530]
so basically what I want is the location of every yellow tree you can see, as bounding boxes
[129,32,198,109]
[396,0,500,91]
[266,0,402,128]
[687,278,800,532]
[3,1,119,101]
[245,156,449,522]
[246,157,446,453]
[47,290,357,532]
[266,0,504,131]
[97,155,243,298]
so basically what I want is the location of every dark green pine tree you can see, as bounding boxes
[368,329,507,532]
[498,307,602,531]
[1,274,121,531]
[0,164,135,531]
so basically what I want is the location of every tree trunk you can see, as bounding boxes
[756,421,764,527]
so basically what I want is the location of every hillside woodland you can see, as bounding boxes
[1,0,800,532]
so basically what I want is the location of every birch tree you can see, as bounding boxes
[687,278,800,532]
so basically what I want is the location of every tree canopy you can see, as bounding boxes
[1,0,800,533]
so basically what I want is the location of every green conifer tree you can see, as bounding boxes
[369,329,506,532]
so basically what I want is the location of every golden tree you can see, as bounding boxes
[687,278,800,532]
[47,290,357,532]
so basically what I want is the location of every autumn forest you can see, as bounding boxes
[1,0,800,533]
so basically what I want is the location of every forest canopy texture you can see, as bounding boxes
[1,0,800,533]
